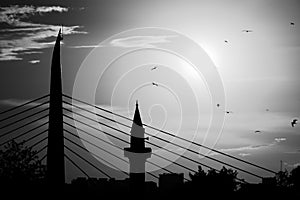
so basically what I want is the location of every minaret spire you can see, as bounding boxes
[133,100,143,127]
[124,101,152,194]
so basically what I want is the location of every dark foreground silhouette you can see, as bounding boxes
[1,140,299,199]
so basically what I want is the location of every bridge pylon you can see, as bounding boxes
[46,29,65,188]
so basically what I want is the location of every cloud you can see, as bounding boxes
[28,60,40,64]
[0,5,87,61]
[0,5,68,25]
[238,153,251,157]
[213,137,288,156]
[274,137,286,143]
[36,6,68,13]
[209,143,273,156]
[230,144,272,151]
[284,149,300,154]
[293,163,300,168]
[22,51,43,55]
[109,35,177,48]
[0,98,49,108]
[68,45,104,49]
[283,162,300,169]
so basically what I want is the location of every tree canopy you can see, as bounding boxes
[0,140,46,185]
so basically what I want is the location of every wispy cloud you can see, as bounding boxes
[284,149,300,154]
[67,35,178,49]
[211,137,289,156]
[28,60,40,64]
[0,98,49,108]
[68,45,103,49]
[109,35,177,48]
[238,153,251,157]
[283,162,300,169]
[0,5,68,25]
[221,144,272,152]
[209,143,274,156]
[0,5,87,61]
[274,137,286,143]
[36,6,68,13]
[293,163,300,168]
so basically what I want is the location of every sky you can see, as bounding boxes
[0,0,300,184]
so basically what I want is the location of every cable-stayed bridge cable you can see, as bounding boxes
[63,111,190,177]
[63,94,275,175]
[63,111,240,182]
[64,105,257,181]
[0,94,49,115]
[0,121,48,146]
[65,153,90,178]
[63,120,158,179]
[64,136,128,177]
[0,101,49,123]
[64,128,130,173]
[0,107,49,130]
[0,114,48,139]
[64,144,111,179]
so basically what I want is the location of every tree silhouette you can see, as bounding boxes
[188,166,239,196]
[276,169,289,188]
[290,165,300,189]
[189,166,207,183]
[0,140,46,185]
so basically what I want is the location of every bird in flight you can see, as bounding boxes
[242,30,253,33]
[254,130,261,134]
[152,82,158,87]
[291,119,298,127]
[217,104,220,107]
[224,40,229,43]
[151,66,158,71]
[290,22,295,26]
[225,111,233,114]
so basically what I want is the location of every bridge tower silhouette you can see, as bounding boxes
[124,101,152,192]
[46,29,65,188]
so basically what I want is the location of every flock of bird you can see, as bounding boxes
[151,66,159,87]
[224,22,295,43]
[222,22,298,132]
[149,64,299,131]
[148,21,298,133]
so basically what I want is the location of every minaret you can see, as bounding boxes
[124,101,152,192]
[47,29,65,187]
